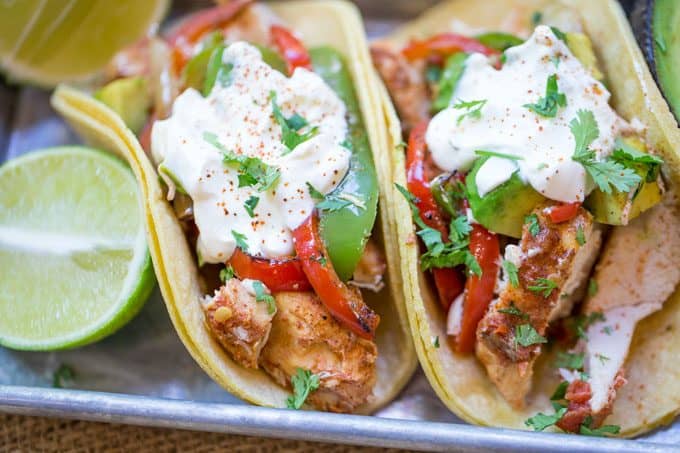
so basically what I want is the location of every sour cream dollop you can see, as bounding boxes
[426,26,629,202]
[152,42,350,263]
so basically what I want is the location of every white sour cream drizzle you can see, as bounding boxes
[152,42,350,263]
[426,26,629,203]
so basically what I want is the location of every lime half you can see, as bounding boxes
[0,0,168,87]
[0,147,155,350]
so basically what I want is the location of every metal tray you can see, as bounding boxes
[0,1,678,451]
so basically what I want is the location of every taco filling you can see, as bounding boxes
[374,23,680,433]
[98,1,386,412]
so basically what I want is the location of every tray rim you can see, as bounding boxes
[0,385,670,451]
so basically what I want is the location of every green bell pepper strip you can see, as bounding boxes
[474,32,524,51]
[181,32,223,91]
[432,52,467,113]
[309,47,379,281]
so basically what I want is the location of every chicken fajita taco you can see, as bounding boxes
[372,0,680,436]
[51,0,416,413]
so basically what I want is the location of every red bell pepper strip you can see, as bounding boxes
[229,248,311,292]
[402,33,499,61]
[406,121,465,311]
[167,0,253,73]
[548,202,581,224]
[270,24,312,75]
[455,224,500,354]
[292,213,379,339]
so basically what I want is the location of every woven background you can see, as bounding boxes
[0,414,401,452]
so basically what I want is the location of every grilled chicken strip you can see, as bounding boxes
[371,43,430,134]
[259,290,377,413]
[557,200,680,431]
[350,239,386,292]
[476,203,603,407]
[202,279,275,369]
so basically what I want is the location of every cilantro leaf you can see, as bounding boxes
[576,226,586,246]
[252,280,276,315]
[474,149,523,161]
[286,368,320,409]
[525,407,567,431]
[550,26,567,42]
[550,381,569,401]
[204,131,281,192]
[569,111,641,194]
[595,353,610,365]
[580,416,620,436]
[524,74,567,118]
[524,214,540,236]
[306,182,324,199]
[244,195,259,218]
[573,311,605,340]
[219,265,234,282]
[231,230,249,251]
[453,99,486,125]
[53,364,75,388]
[611,138,663,183]
[502,260,519,287]
[433,336,440,348]
[450,215,472,242]
[515,324,547,347]
[555,351,585,370]
[498,301,528,319]
[316,197,352,212]
[531,11,543,26]
[588,278,598,297]
[271,91,319,153]
[528,278,558,298]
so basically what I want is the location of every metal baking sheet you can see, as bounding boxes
[1,1,679,451]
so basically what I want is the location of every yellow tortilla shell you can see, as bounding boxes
[378,0,680,435]
[51,0,416,412]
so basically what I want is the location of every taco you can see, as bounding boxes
[372,0,680,435]
[51,0,416,413]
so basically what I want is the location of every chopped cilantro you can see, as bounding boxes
[449,215,472,242]
[453,99,486,125]
[525,407,567,431]
[219,265,234,282]
[286,368,320,409]
[550,381,569,401]
[52,364,75,388]
[502,260,520,288]
[576,226,586,246]
[550,26,567,42]
[531,11,543,26]
[580,416,620,437]
[474,149,523,161]
[570,110,641,194]
[316,195,354,212]
[498,301,528,319]
[204,131,281,192]
[231,230,249,251]
[528,278,558,298]
[524,213,540,236]
[611,138,663,183]
[270,91,318,153]
[306,182,324,200]
[588,278,598,297]
[595,353,610,365]
[244,195,259,218]
[602,325,613,335]
[433,336,440,348]
[524,74,567,118]
[252,280,276,315]
[395,183,480,276]
[313,254,327,266]
[573,311,605,340]
[555,351,584,370]
[515,324,547,347]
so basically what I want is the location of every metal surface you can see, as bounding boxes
[1,2,679,451]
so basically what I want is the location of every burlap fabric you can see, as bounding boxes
[0,414,401,452]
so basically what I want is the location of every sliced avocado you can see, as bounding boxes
[584,137,663,225]
[565,32,604,82]
[94,76,150,134]
[466,156,545,238]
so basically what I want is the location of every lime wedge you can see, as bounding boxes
[0,147,155,350]
[0,0,169,87]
